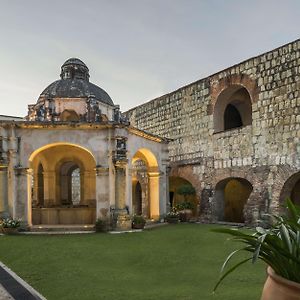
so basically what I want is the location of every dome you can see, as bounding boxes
[40,58,114,106]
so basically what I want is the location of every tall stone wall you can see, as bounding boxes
[126,39,300,224]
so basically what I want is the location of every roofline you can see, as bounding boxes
[0,115,24,119]
[126,37,300,113]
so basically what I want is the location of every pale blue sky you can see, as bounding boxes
[0,0,299,116]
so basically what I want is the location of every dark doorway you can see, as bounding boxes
[134,181,142,215]
[224,104,243,130]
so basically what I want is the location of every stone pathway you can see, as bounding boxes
[0,284,13,300]
[0,262,45,300]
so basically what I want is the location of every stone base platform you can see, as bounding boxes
[29,224,95,233]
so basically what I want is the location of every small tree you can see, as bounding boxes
[176,184,195,207]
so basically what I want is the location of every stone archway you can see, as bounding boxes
[131,148,159,219]
[29,143,96,225]
[215,177,253,223]
[279,171,300,206]
[169,176,197,216]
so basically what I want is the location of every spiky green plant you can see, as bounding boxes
[213,199,300,292]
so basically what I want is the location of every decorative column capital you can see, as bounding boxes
[148,171,161,178]
[95,166,109,176]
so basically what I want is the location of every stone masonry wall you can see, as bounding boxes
[126,39,300,224]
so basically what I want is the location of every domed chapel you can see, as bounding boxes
[0,58,169,230]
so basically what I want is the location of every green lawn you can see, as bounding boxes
[0,224,266,300]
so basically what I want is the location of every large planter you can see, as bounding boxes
[261,267,300,300]
[166,217,179,224]
[132,223,145,230]
[1,227,19,235]
[178,209,193,222]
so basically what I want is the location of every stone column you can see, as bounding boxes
[83,170,95,206]
[126,167,133,214]
[0,166,8,218]
[43,171,56,206]
[114,161,131,230]
[148,172,160,220]
[14,167,32,227]
[95,167,110,220]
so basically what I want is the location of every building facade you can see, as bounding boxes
[0,59,169,230]
[126,39,300,225]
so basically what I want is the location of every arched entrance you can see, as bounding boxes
[279,172,300,206]
[29,143,96,225]
[169,176,197,216]
[131,148,159,219]
[132,181,142,215]
[214,85,252,133]
[215,178,253,223]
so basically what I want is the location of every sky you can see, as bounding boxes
[0,0,299,117]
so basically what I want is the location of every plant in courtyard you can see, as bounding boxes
[132,215,146,229]
[95,218,108,232]
[213,199,300,293]
[165,208,180,223]
[176,201,194,210]
[176,185,196,204]
[132,215,146,225]
[176,185,195,222]
[0,218,21,228]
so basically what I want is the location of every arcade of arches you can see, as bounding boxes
[30,144,96,225]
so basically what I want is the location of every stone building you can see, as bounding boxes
[126,38,300,225]
[0,58,169,230]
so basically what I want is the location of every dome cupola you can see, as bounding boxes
[60,58,90,81]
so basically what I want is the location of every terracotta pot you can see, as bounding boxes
[1,227,19,235]
[261,267,300,300]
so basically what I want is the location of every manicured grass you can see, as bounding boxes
[0,224,266,300]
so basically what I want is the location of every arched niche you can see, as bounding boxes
[60,109,80,121]
[169,176,197,216]
[214,86,252,133]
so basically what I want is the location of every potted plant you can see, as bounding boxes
[0,218,20,234]
[95,218,109,232]
[176,201,194,222]
[165,208,180,224]
[213,199,300,300]
[176,185,195,222]
[132,215,146,229]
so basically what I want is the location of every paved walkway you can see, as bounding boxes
[0,262,45,300]
[0,284,13,300]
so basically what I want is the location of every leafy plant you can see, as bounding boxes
[132,215,146,225]
[213,199,300,292]
[95,218,108,232]
[166,208,180,219]
[177,184,195,196]
[176,202,194,210]
[0,218,21,228]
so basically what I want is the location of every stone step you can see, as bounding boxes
[30,224,95,232]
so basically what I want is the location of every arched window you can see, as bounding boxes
[214,86,252,133]
[71,167,81,206]
[60,109,79,122]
